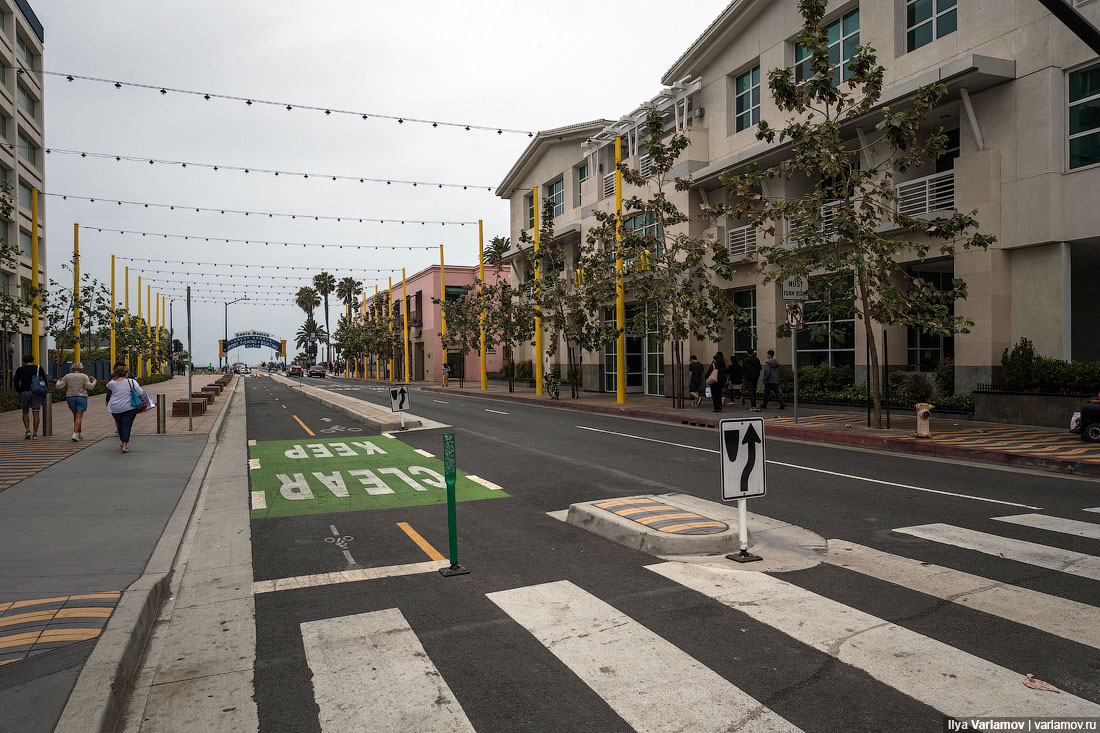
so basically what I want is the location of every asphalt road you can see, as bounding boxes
[246,375,1100,732]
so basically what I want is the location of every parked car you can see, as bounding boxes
[288,365,303,377]
[308,365,327,378]
[1071,401,1100,443]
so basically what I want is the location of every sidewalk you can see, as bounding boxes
[347,377,1100,478]
[0,377,239,733]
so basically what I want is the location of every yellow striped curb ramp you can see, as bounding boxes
[0,592,121,667]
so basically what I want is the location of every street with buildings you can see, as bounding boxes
[3,1,1100,732]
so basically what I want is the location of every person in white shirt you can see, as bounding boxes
[104,364,148,453]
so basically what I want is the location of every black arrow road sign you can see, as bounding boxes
[740,424,761,493]
[719,417,766,500]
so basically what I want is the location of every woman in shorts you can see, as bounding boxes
[57,362,96,441]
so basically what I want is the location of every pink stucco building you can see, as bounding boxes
[366,263,511,382]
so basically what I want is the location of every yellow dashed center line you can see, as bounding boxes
[397,522,446,561]
[292,415,314,436]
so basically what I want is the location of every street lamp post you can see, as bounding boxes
[224,296,248,372]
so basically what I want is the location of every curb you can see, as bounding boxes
[54,377,241,733]
[271,374,421,432]
[420,385,1100,479]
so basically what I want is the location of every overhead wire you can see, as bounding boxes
[85,226,442,250]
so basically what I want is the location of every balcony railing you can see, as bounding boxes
[895,170,954,217]
[786,200,842,245]
[603,172,616,199]
[639,153,654,178]
[727,224,757,259]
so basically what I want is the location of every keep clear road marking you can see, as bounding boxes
[575,425,1042,510]
[895,523,1100,581]
[485,409,509,415]
[397,522,446,562]
[992,513,1100,540]
[292,414,314,436]
[826,539,1100,650]
[648,562,1100,719]
[301,608,476,733]
[487,580,801,733]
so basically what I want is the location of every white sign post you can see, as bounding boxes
[389,385,411,430]
[719,417,766,563]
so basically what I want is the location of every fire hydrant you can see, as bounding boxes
[915,402,934,438]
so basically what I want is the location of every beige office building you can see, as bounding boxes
[497,0,1100,395]
[0,0,44,379]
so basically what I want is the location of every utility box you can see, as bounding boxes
[915,402,934,438]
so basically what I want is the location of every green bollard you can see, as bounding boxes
[439,432,469,576]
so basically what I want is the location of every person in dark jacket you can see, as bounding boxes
[13,353,47,439]
[760,349,786,409]
[705,352,728,413]
[688,355,704,407]
[725,354,743,406]
[742,349,762,411]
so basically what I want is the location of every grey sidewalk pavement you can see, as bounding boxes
[0,381,241,733]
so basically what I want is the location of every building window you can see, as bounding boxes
[16,85,35,117]
[645,302,664,396]
[525,193,534,229]
[19,229,32,258]
[623,211,661,239]
[18,181,31,208]
[16,35,35,67]
[1069,62,1100,169]
[17,132,35,164]
[732,288,757,355]
[796,276,856,368]
[935,128,960,173]
[906,0,957,52]
[575,163,588,206]
[0,114,7,139]
[795,8,860,85]
[21,278,32,304]
[906,269,955,370]
[547,178,564,218]
[735,66,761,132]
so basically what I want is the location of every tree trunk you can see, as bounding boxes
[567,344,578,399]
[506,342,515,392]
[856,268,882,428]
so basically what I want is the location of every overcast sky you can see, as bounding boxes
[36,0,729,365]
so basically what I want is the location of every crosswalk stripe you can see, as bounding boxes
[894,523,1100,581]
[301,608,475,732]
[992,513,1100,540]
[1087,507,1100,514]
[648,562,1100,718]
[826,539,1100,649]
[487,579,801,732]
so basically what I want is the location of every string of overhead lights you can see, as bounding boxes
[115,257,401,273]
[139,275,390,289]
[86,226,441,250]
[14,67,536,136]
[49,192,478,226]
[44,147,500,191]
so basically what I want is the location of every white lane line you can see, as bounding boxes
[1087,507,1100,514]
[251,560,447,594]
[487,580,801,732]
[576,425,1041,510]
[466,475,503,491]
[250,491,266,511]
[414,449,435,458]
[247,439,257,447]
[433,399,449,404]
[992,513,1100,540]
[895,523,1100,582]
[649,562,1100,719]
[248,458,261,470]
[826,539,1100,650]
[381,432,397,439]
[301,608,476,733]
[485,409,509,415]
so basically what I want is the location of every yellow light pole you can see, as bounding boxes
[155,293,161,374]
[402,268,410,383]
[533,184,543,396]
[110,255,116,368]
[439,244,446,384]
[615,134,626,404]
[124,267,130,371]
[137,275,143,377]
[388,277,394,382]
[146,284,151,377]
[30,189,39,363]
[479,219,487,391]
[73,224,81,364]
[161,294,167,373]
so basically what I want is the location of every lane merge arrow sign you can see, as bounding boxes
[389,386,410,413]
[720,417,766,501]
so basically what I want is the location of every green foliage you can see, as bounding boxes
[432,286,482,386]
[792,363,855,392]
[933,358,955,395]
[0,372,174,413]
[999,337,1100,393]
[504,360,533,381]
[888,371,933,404]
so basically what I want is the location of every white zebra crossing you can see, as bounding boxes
[894,523,1100,581]
[648,562,1100,719]
[825,539,1100,649]
[487,579,801,733]
[300,608,475,733]
[992,512,1100,539]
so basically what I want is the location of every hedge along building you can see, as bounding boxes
[497,0,1100,396]
[363,262,510,383]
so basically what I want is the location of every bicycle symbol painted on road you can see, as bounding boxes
[319,424,362,433]
[324,535,354,549]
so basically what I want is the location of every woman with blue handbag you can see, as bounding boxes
[105,364,149,453]
[12,353,48,440]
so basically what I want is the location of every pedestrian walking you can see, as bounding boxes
[687,355,704,407]
[12,353,48,440]
[726,354,743,406]
[760,349,786,409]
[57,363,96,441]
[743,349,762,411]
[705,352,728,413]
[442,363,451,387]
[105,364,149,453]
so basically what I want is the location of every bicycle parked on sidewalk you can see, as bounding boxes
[544,371,560,400]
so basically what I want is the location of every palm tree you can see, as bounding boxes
[313,272,336,365]
[335,277,363,370]
[295,287,320,319]
[295,317,327,364]
[484,235,510,269]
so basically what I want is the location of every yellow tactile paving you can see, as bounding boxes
[36,628,102,644]
[8,595,68,610]
[67,592,121,602]
[0,592,119,666]
[0,631,43,649]
[54,607,113,620]
[0,610,57,627]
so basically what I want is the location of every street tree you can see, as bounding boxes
[295,287,320,320]
[295,317,326,365]
[431,286,480,387]
[312,272,336,365]
[480,278,536,393]
[710,0,994,427]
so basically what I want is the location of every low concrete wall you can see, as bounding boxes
[973,391,1089,428]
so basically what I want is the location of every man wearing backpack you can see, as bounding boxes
[13,353,48,440]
